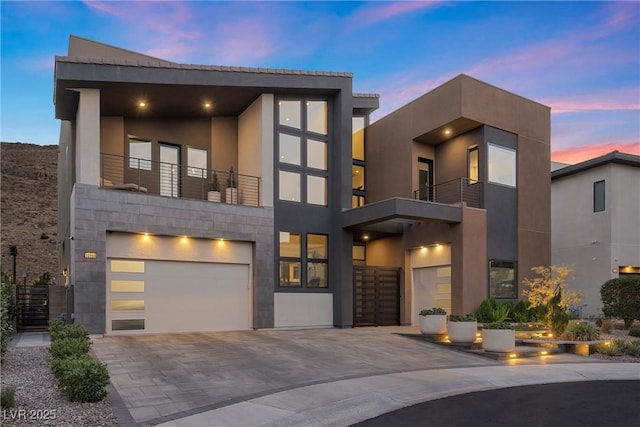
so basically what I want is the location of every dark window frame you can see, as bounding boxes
[488,259,517,299]
[594,180,605,212]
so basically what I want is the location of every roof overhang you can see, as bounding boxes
[54,57,352,120]
[552,151,640,180]
[342,198,461,241]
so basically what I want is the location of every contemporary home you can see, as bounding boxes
[552,151,640,318]
[55,35,551,335]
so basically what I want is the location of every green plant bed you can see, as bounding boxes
[55,356,110,402]
[49,337,91,360]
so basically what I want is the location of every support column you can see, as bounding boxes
[74,89,101,186]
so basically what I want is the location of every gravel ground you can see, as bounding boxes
[589,327,640,363]
[0,347,118,427]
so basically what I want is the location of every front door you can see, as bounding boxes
[353,266,401,326]
[159,143,180,197]
[418,157,433,201]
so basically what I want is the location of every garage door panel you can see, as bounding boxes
[144,262,249,333]
[107,258,250,334]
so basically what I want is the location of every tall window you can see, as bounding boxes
[279,232,301,287]
[352,116,366,207]
[487,144,516,187]
[594,180,605,212]
[307,234,328,288]
[129,137,152,170]
[277,99,329,206]
[467,146,478,182]
[489,260,516,299]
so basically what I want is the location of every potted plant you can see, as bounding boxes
[447,314,478,344]
[207,171,221,202]
[418,307,447,335]
[482,321,515,352]
[225,166,238,204]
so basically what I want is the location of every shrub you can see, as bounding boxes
[595,318,603,327]
[475,299,510,323]
[49,321,89,342]
[449,314,476,322]
[1,385,15,408]
[483,321,513,330]
[55,356,109,402]
[624,339,640,357]
[600,275,640,328]
[629,326,640,338]
[596,339,625,356]
[49,337,90,360]
[522,265,583,310]
[419,307,447,316]
[600,318,613,334]
[548,290,570,336]
[563,322,600,341]
[1,281,16,363]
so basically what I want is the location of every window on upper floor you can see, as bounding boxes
[277,98,329,206]
[488,144,516,187]
[352,116,366,207]
[129,137,152,170]
[594,180,605,212]
[468,146,478,182]
[187,147,207,178]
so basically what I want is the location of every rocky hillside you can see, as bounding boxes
[1,142,58,284]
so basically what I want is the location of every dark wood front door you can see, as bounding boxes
[353,266,401,326]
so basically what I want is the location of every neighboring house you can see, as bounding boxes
[55,36,551,335]
[551,151,640,318]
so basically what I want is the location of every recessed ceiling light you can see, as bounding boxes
[204,102,212,108]
[138,101,146,108]
[444,129,451,135]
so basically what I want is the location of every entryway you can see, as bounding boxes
[353,266,401,326]
[16,285,49,332]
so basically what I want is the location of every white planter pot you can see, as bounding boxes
[419,315,447,334]
[447,321,478,344]
[207,191,221,202]
[225,188,238,204]
[482,329,515,352]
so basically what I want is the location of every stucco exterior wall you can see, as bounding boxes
[552,163,640,317]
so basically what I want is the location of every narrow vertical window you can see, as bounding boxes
[307,234,328,288]
[594,180,605,212]
[279,232,301,287]
[468,146,478,183]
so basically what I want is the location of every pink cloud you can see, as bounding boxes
[82,1,202,61]
[541,88,640,114]
[208,18,276,64]
[552,141,640,164]
[348,1,442,27]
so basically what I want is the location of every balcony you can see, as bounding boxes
[100,153,261,207]
[414,178,483,209]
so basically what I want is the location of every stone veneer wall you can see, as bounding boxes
[70,183,275,333]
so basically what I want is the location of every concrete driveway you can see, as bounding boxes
[91,327,497,425]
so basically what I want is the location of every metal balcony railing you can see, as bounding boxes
[413,177,483,208]
[100,153,261,207]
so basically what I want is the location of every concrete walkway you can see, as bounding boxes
[9,331,50,348]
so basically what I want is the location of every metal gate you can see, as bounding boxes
[17,286,49,332]
[353,267,401,326]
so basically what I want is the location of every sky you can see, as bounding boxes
[1,1,638,164]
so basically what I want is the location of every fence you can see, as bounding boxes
[414,177,483,208]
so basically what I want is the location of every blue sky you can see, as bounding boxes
[1,1,638,163]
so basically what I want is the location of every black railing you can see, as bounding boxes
[100,153,261,207]
[414,177,483,208]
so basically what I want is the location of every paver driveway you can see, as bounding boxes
[91,327,498,425]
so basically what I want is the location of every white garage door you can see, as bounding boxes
[107,258,250,334]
